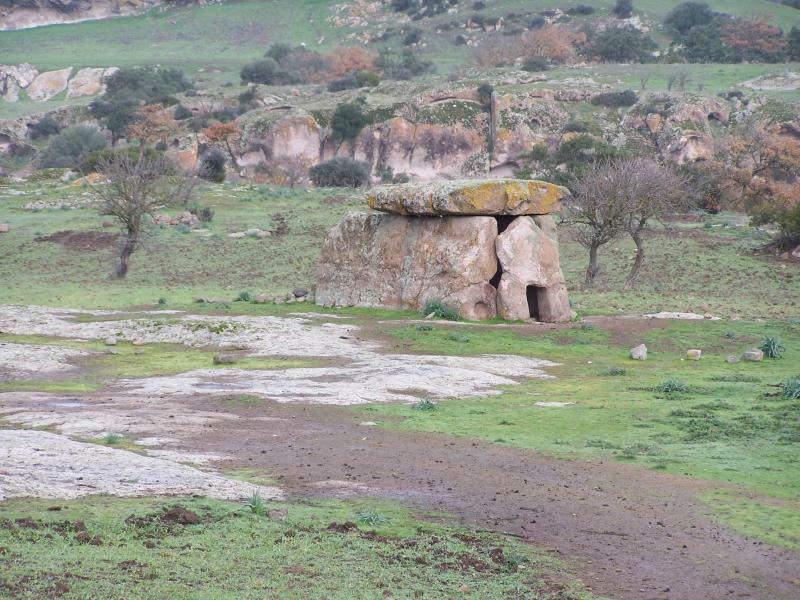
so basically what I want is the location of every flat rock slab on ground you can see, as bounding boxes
[0,341,89,379]
[0,429,283,501]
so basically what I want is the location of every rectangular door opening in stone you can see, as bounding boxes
[315,180,575,322]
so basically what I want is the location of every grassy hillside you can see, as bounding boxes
[1,0,798,74]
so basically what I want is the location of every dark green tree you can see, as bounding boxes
[664,2,714,35]
[613,0,633,19]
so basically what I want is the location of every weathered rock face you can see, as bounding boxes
[26,67,73,101]
[495,216,572,322]
[66,67,115,98]
[315,212,499,321]
[368,179,567,216]
[0,63,38,101]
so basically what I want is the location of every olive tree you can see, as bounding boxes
[91,150,195,278]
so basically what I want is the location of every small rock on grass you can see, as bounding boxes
[725,355,740,364]
[0,223,9,233]
[212,353,237,365]
[630,344,647,361]
[686,349,702,360]
[741,348,764,362]
[104,336,117,346]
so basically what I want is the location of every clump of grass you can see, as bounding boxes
[422,300,460,321]
[618,443,661,459]
[413,398,439,412]
[157,296,168,306]
[356,511,389,526]
[446,332,470,343]
[781,376,800,400]
[586,438,621,449]
[599,367,626,376]
[759,337,785,359]
[243,491,266,516]
[103,433,123,445]
[234,291,252,303]
[498,419,514,425]
[578,322,594,331]
[414,323,433,332]
[654,378,688,394]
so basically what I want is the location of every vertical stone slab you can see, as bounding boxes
[495,216,572,322]
[315,212,499,320]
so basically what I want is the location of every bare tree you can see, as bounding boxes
[620,158,689,287]
[639,74,650,91]
[566,160,633,286]
[567,158,689,287]
[91,150,195,278]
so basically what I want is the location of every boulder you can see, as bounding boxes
[316,212,498,320]
[368,179,567,216]
[495,216,572,322]
[792,245,800,261]
[0,223,9,233]
[725,355,740,364]
[66,67,107,98]
[104,336,117,346]
[686,349,702,361]
[26,67,73,101]
[741,349,764,362]
[630,344,647,361]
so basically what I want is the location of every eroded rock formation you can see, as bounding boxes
[316,180,572,322]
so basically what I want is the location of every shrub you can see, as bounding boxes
[654,379,688,394]
[403,28,423,46]
[173,104,193,120]
[567,4,594,16]
[613,0,634,19]
[664,2,714,35]
[327,72,359,92]
[80,145,166,174]
[309,157,370,187]
[591,89,638,107]
[330,102,369,142]
[529,16,546,30]
[522,57,550,72]
[477,83,494,106]
[355,70,380,87]
[199,149,227,183]
[240,58,297,85]
[28,115,61,140]
[422,299,460,321]
[588,27,656,62]
[39,125,108,169]
[375,48,434,80]
[413,398,439,411]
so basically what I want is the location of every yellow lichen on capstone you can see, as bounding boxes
[368,179,567,216]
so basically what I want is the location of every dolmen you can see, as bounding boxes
[315,179,573,322]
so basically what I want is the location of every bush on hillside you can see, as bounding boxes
[375,48,434,80]
[173,104,193,120]
[39,125,108,169]
[522,57,550,72]
[309,157,370,188]
[613,0,634,19]
[591,89,638,107]
[80,145,167,174]
[198,149,227,183]
[567,4,594,16]
[240,58,298,85]
[587,26,656,62]
[330,102,369,142]
[28,115,61,140]
[664,2,714,35]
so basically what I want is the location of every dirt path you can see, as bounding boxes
[2,306,799,599]
[182,398,799,600]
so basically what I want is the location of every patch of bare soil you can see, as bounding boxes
[37,230,118,251]
[184,398,800,600]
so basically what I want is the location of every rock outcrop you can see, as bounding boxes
[25,67,73,101]
[316,180,572,322]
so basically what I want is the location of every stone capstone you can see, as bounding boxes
[315,212,499,321]
[368,179,567,216]
[495,215,572,322]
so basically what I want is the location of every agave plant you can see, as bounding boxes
[759,337,786,359]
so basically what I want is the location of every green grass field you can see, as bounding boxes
[0,495,597,599]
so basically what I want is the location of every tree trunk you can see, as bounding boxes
[114,231,137,279]
[625,230,645,288]
[586,244,600,286]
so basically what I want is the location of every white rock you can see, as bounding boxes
[630,344,647,361]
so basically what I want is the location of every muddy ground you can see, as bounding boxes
[1,306,798,600]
